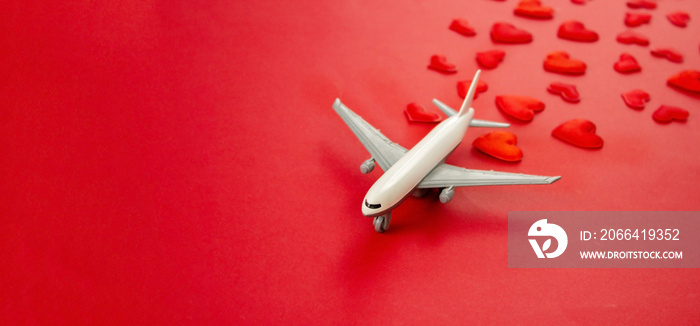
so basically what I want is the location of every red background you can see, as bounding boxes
[2,0,699,324]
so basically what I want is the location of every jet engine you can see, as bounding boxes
[360,158,375,174]
[439,186,455,204]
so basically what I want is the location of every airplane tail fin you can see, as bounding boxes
[458,69,481,117]
[432,70,510,128]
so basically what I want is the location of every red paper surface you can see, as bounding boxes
[1,1,699,324]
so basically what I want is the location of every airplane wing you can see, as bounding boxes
[417,163,560,188]
[332,99,407,171]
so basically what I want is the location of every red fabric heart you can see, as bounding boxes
[472,131,523,162]
[614,53,641,74]
[667,12,690,28]
[428,55,457,74]
[495,95,545,122]
[621,89,650,109]
[543,51,586,75]
[652,105,689,123]
[627,0,656,9]
[457,79,488,99]
[571,0,588,5]
[616,30,649,46]
[476,50,505,69]
[557,21,599,42]
[667,70,700,94]
[552,119,604,149]
[651,48,683,63]
[405,103,443,123]
[547,82,580,102]
[490,22,533,44]
[514,0,554,20]
[449,19,476,36]
[625,13,652,27]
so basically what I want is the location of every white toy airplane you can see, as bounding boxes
[333,70,560,233]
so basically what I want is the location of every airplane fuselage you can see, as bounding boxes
[361,108,475,217]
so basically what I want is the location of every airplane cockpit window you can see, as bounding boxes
[364,199,381,209]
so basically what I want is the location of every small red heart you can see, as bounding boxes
[490,22,533,44]
[449,19,476,36]
[552,119,603,149]
[614,53,641,74]
[472,131,523,162]
[651,48,683,63]
[627,0,656,9]
[616,30,649,46]
[514,0,554,20]
[405,103,444,123]
[457,79,488,99]
[495,95,545,122]
[557,21,599,42]
[625,12,652,27]
[571,0,589,5]
[652,105,689,123]
[667,70,700,94]
[621,89,650,109]
[476,50,506,69]
[667,12,690,28]
[547,82,580,102]
[428,55,457,74]
[543,51,586,75]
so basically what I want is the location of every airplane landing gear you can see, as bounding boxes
[373,213,391,233]
[412,188,428,198]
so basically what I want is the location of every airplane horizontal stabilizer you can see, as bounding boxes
[432,99,509,128]
[469,119,510,128]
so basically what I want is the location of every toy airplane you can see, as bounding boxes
[333,70,561,233]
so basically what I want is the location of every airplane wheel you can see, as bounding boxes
[373,214,391,233]
[373,216,385,233]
